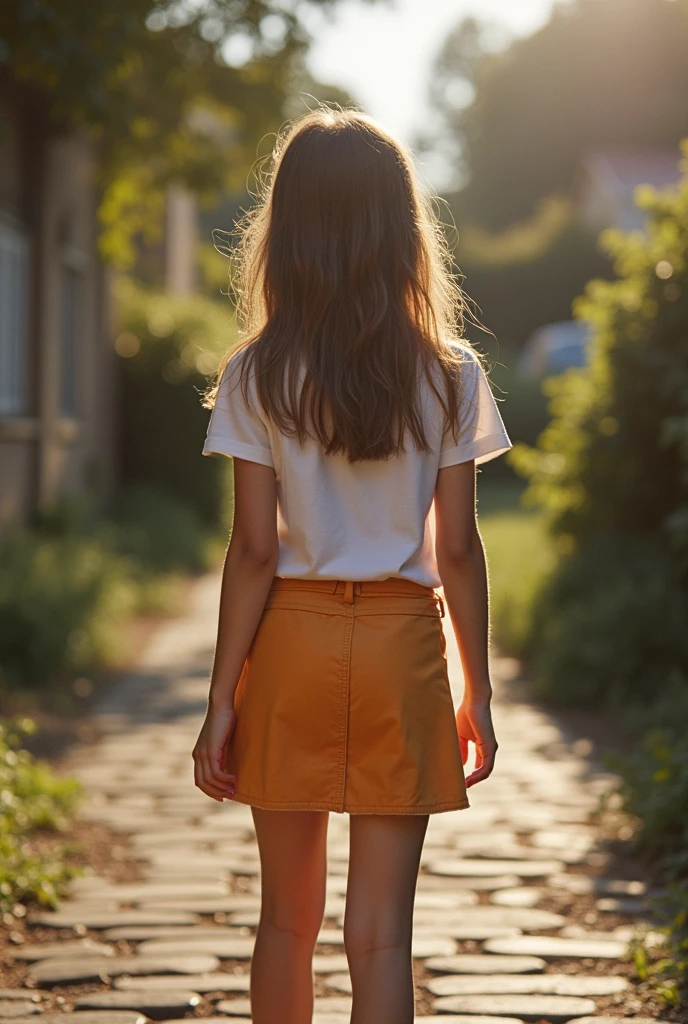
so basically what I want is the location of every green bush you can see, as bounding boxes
[528,535,688,707]
[0,485,218,698]
[512,138,688,704]
[0,523,138,696]
[0,717,81,911]
[115,278,235,528]
[611,700,688,1005]
[510,139,688,1007]
[109,483,214,573]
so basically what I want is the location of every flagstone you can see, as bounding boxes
[73,992,200,1020]
[421,908,566,931]
[8,940,114,961]
[214,1000,252,1017]
[90,883,228,901]
[417,875,521,892]
[136,937,255,959]
[414,891,479,908]
[412,936,458,958]
[27,955,220,986]
[431,994,597,1021]
[424,955,547,975]
[490,889,542,909]
[483,935,628,959]
[28,910,198,929]
[8,1015,149,1024]
[0,1002,42,1018]
[572,1018,669,1024]
[415,924,522,941]
[425,860,564,879]
[114,974,250,993]
[102,924,256,942]
[413,1018,525,1024]
[163,1020,249,1024]
[425,975,629,997]
[133,898,259,914]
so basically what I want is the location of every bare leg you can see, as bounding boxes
[250,807,329,1024]
[344,813,429,1024]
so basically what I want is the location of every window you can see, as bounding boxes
[0,221,30,417]
[60,262,82,418]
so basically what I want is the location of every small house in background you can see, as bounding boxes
[0,75,117,531]
[572,147,682,233]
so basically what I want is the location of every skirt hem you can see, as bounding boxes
[227,791,471,814]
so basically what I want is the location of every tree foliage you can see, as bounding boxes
[0,0,362,264]
[431,0,688,229]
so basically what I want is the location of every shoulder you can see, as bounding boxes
[217,343,257,396]
[444,339,483,370]
[442,340,487,397]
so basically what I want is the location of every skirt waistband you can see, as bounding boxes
[268,576,444,613]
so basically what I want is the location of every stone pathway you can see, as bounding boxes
[3,571,667,1024]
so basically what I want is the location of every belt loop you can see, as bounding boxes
[331,580,339,594]
[344,580,354,604]
[438,594,446,618]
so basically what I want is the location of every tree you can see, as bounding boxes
[429,0,688,230]
[0,0,368,264]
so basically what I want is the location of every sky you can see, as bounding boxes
[305,0,562,188]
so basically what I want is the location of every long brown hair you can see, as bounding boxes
[205,107,474,462]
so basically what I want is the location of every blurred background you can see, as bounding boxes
[1,0,688,987]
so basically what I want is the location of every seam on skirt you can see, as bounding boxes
[337,602,354,811]
[338,606,355,813]
[227,792,471,813]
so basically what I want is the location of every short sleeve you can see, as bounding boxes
[202,352,274,468]
[439,347,512,468]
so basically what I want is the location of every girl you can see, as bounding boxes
[192,108,512,1024]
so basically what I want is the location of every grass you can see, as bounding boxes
[477,476,555,657]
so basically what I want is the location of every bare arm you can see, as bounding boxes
[193,457,279,802]
[434,460,498,787]
[208,457,279,707]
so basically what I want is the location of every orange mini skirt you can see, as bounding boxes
[224,576,470,815]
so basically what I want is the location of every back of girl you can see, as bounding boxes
[193,107,511,1024]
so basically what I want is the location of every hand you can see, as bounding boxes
[192,704,237,802]
[456,700,498,789]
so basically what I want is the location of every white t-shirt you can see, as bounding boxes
[202,342,512,587]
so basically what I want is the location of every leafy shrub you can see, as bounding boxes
[115,278,235,528]
[511,140,688,1007]
[0,485,219,697]
[613,726,688,875]
[0,717,81,911]
[109,483,214,573]
[528,535,688,707]
[0,523,138,696]
[611,697,688,1005]
[513,141,688,556]
[512,138,688,704]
